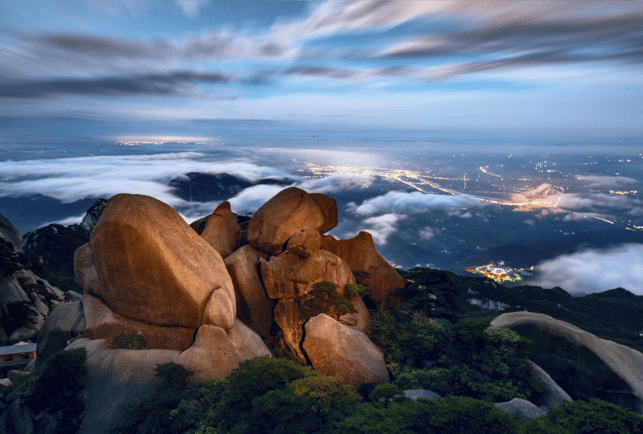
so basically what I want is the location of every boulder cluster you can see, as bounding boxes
[43,187,403,386]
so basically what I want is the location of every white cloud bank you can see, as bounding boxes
[347,191,482,217]
[527,243,643,295]
[0,152,294,207]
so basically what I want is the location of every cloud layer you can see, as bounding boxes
[528,244,643,295]
[347,191,482,217]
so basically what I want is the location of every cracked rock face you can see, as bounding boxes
[81,193,236,331]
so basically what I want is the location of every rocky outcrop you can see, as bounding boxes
[303,314,389,386]
[80,199,107,232]
[260,230,355,299]
[321,232,405,305]
[246,187,338,255]
[0,214,22,252]
[86,193,235,330]
[494,398,545,421]
[0,266,65,345]
[224,245,272,338]
[199,201,240,258]
[491,312,643,414]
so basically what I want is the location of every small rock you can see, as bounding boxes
[495,398,546,421]
[403,389,441,401]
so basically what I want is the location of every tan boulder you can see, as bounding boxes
[490,312,643,414]
[303,314,389,386]
[246,187,337,255]
[224,245,273,338]
[260,231,355,299]
[74,243,105,295]
[88,194,235,330]
[321,232,406,305]
[82,294,195,351]
[200,201,240,258]
[177,325,242,379]
[226,318,272,361]
[274,290,370,364]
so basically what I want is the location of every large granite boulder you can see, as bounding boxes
[176,325,243,378]
[321,232,406,305]
[199,201,240,259]
[260,230,355,299]
[224,245,273,338]
[246,187,338,255]
[84,194,236,330]
[491,312,643,414]
[303,314,389,386]
[494,398,545,421]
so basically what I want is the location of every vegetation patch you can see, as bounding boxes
[299,281,359,322]
[112,334,148,350]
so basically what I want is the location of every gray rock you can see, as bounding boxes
[67,291,83,302]
[0,378,11,387]
[528,360,572,409]
[7,370,27,383]
[303,313,389,386]
[495,398,546,421]
[24,359,36,373]
[491,312,643,414]
[9,327,36,343]
[67,339,180,434]
[403,389,441,401]
[36,301,84,366]
[0,214,22,252]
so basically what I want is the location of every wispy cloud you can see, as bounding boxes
[346,191,482,217]
[176,0,209,18]
[528,243,643,295]
[351,213,405,246]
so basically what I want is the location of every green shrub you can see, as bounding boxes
[300,281,357,321]
[112,334,148,350]
[332,396,517,434]
[545,398,643,434]
[345,284,368,299]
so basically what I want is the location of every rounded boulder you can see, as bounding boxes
[88,194,235,330]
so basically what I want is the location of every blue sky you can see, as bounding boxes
[1,0,643,141]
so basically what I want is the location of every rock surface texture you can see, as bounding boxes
[303,314,389,386]
[491,312,643,414]
[321,232,406,305]
[199,201,240,258]
[246,187,338,255]
[86,193,236,330]
[260,230,355,299]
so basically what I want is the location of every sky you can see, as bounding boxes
[1,0,643,141]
